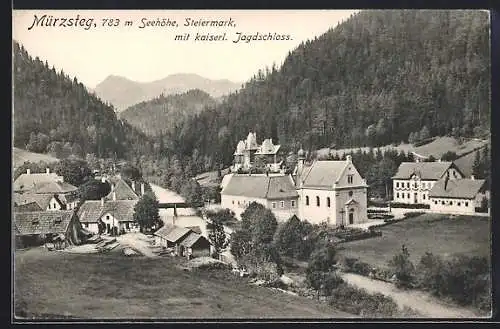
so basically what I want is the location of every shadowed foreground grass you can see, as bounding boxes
[14,248,354,320]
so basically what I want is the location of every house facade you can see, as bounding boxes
[392,161,464,205]
[77,198,139,235]
[294,153,368,226]
[429,176,488,215]
[221,174,299,221]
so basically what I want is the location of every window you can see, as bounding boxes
[449,201,453,206]
[305,196,309,206]
[407,182,410,188]
[327,197,331,208]
[291,200,295,208]
[280,201,284,208]
[465,202,469,207]
[407,193,410,199]
[272,202,276,209]
[442,201,445,205]
[423,194,426,200]
[349,191,353,197]
[347,175,353,184]
[48,204,51,209]
[458,202,461,206]
[106,215,110,220]
[84,223,88,228]
[316,196,320,207]
[396,193,399,198]
[434,200,438,205]
[126,222,130,230]
[396,182,399,188]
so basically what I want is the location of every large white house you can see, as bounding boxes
[392,161,464,205]
[294,152,368,226]
[221,148,368,226]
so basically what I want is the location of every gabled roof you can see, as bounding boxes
[14,201,43,212]
[77,200,137,223]
[13,193,61,210]
[14,210,74,236]
[105,179,139,201]
[180,232,209,248]
[221,175,298,200]
[429,178,486,199]
[32,181,77,194]
[255,139,281,155]
[301,160,348,189]
[154,224,176,239]
[13,173,63,192]
[392,162,457,180]
[165,227,191,243]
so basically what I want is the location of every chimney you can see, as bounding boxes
[141,183,145,196]
[101,197,105,207]
[46,168,50,174]
[112,191,117,201]
[111,183,115,191]
[346,155,352,163]
[132,181,136,192]
[26,168,30,175]
[101,177,106,183]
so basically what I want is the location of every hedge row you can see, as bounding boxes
[390,202,430,209]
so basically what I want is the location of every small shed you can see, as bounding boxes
[180,232,211,259]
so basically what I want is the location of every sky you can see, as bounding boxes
[12,10,358,88]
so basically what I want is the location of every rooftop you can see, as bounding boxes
[429,178,486,199]
[300,160,349,189]
[221,174,298,200]
[13,172,63,192]
[14,210,74,236]
[77,200,137,223]
[392,162,458,180]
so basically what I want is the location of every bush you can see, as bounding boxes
[403,212,426,218]
[391,202,430,209]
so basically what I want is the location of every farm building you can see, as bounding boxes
[429,175,489,215]
[77,198,139,235]
[14,210,87,249]
[154,225,211,258]
[392,161,464,205]
[13,193,64,211]
[104,177,146,201]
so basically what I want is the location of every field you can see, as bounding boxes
[14,248,354,319]
[338,214,490,269]
[13,147,59,168]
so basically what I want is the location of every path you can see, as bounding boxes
[341,272,482,318]
[150,183,185,203]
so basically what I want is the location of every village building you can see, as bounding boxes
[13,193,65,211]
[13,168,64,193]
[392,161,464,205]
[428,175,489,215]
[231,132,282,173]
[31,180,79,210]
[104,177,145,201]
[294,152,368,226]
[153,224,211,259]
[77,198,139,235]
[14,210,84,249]
[221,174,299,221]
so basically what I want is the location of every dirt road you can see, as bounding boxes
[341,272,482,318]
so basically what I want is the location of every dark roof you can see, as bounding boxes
[77,200,137,223]
[13,193,61,210]
[14,202,43,212]
[300,160,348,189]
[429,178,486,199]
[186,226,202,234]
[14,210,74,236]
[154,224,176,239]
[105,179,139,201]
[392,162,456,180]
[13,173,63,192]
[165,227,191,243]
[33,181,77,194]
[180,232,209,248]
[221,175,298,200]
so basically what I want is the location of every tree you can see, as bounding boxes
[206,208,236,225]
[306,243,338,295]
[55,158,92,186]
[388,244,415,288]
[121,163,142,181]
[230,229,253,260]
[133,193,160,232]
[78,179,111,201]
[441,151,459,161]
[208,220,230,259]
[419,125,430,141]
[472,150,482,178]
[274,215,313,258]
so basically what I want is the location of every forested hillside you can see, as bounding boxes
[120,89,217,136]
[13,41,155,161]
[165,10,490,168]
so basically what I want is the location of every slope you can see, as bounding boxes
[120,89,217,136]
